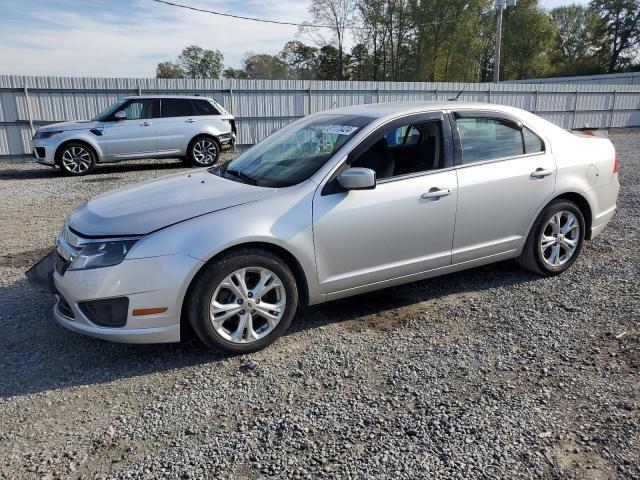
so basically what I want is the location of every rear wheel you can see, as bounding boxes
[518,199,585,275]
[188,136,220,167]
[186,249,298,353]
[57,143,96,176]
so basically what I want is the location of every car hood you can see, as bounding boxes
[68,170,277,236]
[39,120,102,132]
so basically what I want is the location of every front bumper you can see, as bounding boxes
[31,136,59,166]
[27,251,204,344]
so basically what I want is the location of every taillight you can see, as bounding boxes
[613,151,619,173]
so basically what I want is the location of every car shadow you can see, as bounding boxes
[0,160,190,181]
[0,260,539,399]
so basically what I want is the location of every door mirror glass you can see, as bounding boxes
[337,167,376,191]
[114,111,127,121]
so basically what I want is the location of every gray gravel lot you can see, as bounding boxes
[0,135,638,480]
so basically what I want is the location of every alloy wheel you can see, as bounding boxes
[540,211,580,267]
[61,146,92,174]
[209,267,286,344]
[192,139,218,165]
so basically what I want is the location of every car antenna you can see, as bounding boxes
[449,82,470,101]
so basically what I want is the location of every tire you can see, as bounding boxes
[57,143,97,176]
[518,199,586,276]
[186,248,299,353]
[188,136,220,167]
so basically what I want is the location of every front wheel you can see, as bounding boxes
[57,143,97,176]
[188,136,220,167]
[186,249,298,353]
[518,199,586,275]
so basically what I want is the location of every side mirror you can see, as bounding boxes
[337,167,376,191]
[114,111,127,121]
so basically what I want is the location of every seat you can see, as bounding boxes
[353,138,395,179]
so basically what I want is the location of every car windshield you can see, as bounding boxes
[94,99,127,121]
[214,114,373,188]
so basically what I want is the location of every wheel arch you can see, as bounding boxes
[187,133,221,155]
[180,241,310,328]
[553,192,593,240]
[54,139,100,165]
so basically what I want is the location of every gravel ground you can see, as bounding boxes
[0,135,638,480]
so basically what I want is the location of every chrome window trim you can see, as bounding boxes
[453,151,548,171]
[376,165,457,185]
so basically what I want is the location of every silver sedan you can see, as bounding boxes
[28,101,620,352]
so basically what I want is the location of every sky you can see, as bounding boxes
[0,0,590,78]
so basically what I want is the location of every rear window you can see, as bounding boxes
[161,99,193,117]
[192,99,220,116]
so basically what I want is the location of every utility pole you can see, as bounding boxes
[494,0,516,84]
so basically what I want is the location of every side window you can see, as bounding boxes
[192,99,220,116]
[523,126,544,154]
[161,99,193,118]
[386,125,421,147]
[120,99,154,120]
[455,117,523,164]
[351,120,443,180]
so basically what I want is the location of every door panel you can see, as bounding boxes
[313,170,458,294]
[453,154,555,263]
[156,98,194,155]
[101,99,157,159]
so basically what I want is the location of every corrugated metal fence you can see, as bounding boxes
[2,74,640,160]
[510,71,640,85]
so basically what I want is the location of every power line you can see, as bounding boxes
[150,0,337,29]
[149,0,455,31]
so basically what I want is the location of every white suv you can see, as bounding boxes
[31,95,236,175]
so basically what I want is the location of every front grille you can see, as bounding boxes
[53,250,70,276]
[79,297,129,328]
[57,296,75,319]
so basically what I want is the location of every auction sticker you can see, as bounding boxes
[322,125,359,135]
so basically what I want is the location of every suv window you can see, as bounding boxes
[161,99,193,117]
[192,99,220,116]
[120,99,155,120]
[351,120,443,179]
[455,117,524,163]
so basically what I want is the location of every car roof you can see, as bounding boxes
[323,101,524,119]
[121,95,216,101]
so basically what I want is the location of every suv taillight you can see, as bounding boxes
[613,151,619,174]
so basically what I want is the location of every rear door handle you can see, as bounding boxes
[142,121,152,126]
[421,188,452,199]
[186,118,197,123]
[531,168,553,178]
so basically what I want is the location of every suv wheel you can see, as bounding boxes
[188,136,220,167]
[186,248,298,353]
[58,143,96,176]
[518,199,586,276]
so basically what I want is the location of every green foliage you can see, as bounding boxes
[590,0,640,72]
[242,54,291,79]
[156,61,184,79]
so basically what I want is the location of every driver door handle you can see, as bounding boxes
[141,121,152,126]
[186,118,197,123]
[531,168,553,178]
[421,188,452,199]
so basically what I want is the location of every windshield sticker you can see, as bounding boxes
[322,125,359,136]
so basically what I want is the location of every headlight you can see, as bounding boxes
[68,240,137,271]
[34,130,63,139]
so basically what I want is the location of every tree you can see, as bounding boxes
[222,67,249,79]
[176,45,224,79]
[550,5,607,76]
[590,0,640,72]
[279,41,318,79]
[315,45,344,79]
[347,43,371,79]
[243,54,291,79]
[501,0,557,80]
[303,0,356,79]
[156,61,184,79]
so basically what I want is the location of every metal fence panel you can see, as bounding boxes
[1,74,640,160]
